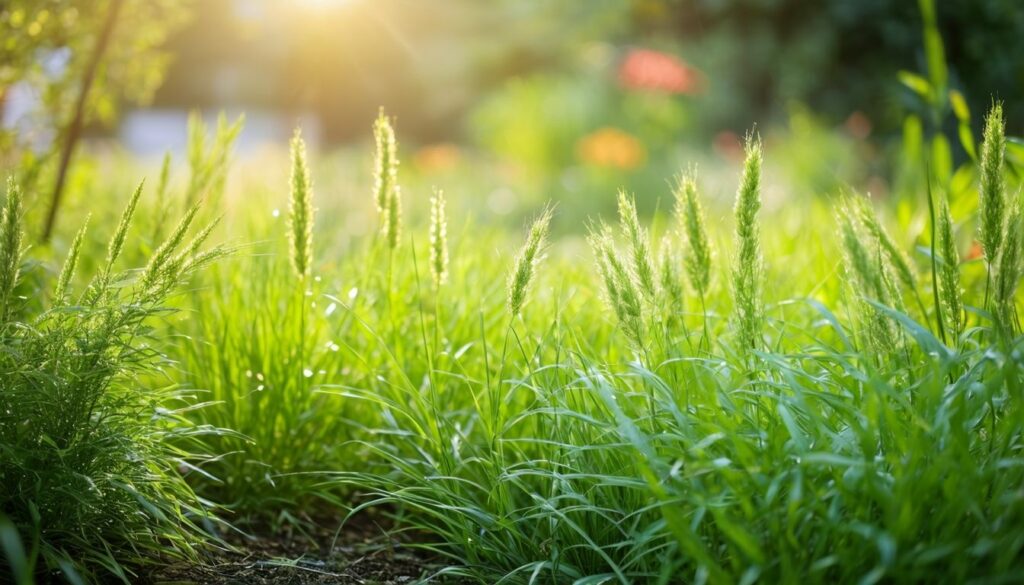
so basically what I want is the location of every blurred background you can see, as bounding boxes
[2,0,1024,235]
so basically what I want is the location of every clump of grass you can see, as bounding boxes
[429,187,449,286]
[373,109,402,249]
[978,103,1006,270]
[288,128,315,279]
[0,178,222,582]
[507,207,552,317]
[731,135,765,356]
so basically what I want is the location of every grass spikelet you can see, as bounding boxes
[731,135,764,354]
[590,226,644,346]
[617,191,657,301]
[386,181,402,250]
[0,177,24,322]
[373,109,402,249]
[86,180,143,303]
[589,224,622,316]
[659,235,685,321]
[105,181,144,275]
[288,128,315,279]
[979,103,1006,268]
[54,216,90,303]
[373,109,398,215]
[994,197,1023,332]
[936,193,963,341]
[429,188,449,286]
[850,193,916,291]
[838,206,894,354]
[676,170,711,300]
[507,207,552,317]
[140,203,201,291]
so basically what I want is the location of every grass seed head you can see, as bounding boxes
[55,215,90,303]
[936,193,963,340]
[288,128,315,279]
[979,103,1007,268]
[429,188,449,286]
[0,177,24,322]
[732,135,764,354]
[617,191,657,302]
[508,207,552,317]
[676,169,711,299]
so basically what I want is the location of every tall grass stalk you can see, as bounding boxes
[978,103,1006,273]
[429,187,449,287]
[731,135,765,358]
[0,178,24,323]
[288,128,314,279]
[507,207,552,318]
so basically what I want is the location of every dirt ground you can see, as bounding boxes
[149,512,459,585]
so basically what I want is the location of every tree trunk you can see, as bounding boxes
[41,0,124,242]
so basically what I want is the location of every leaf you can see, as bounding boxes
[958,123,977,161]
[949,90,970,122]
[898,71,932,102]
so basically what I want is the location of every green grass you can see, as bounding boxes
[3,103,1024,583]
[0,178,226,582]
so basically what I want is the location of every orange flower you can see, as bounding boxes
[576,127,646,170]
[414,143,462,173]
[966,240,983,261]
[619,48,705,95]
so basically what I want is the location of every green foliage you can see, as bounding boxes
[0,178,222,582]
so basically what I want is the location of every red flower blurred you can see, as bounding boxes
[619,48,705,95]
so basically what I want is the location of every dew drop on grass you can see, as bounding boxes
[348,287,359,300]
[325,302,337,316]
[303,368,314,378]
[272,208,280,218]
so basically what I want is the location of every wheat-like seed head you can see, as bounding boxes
[995,195,1023,331]
[658,234,685,319]
[429,188,449,286]
[0,177,24,322]
[55,215,90,303]
[675,169,711,299]
[106,181,144,274]
[288,128,315,279]
[838,205,896,355]
[732,135,764,354]
[849,192,915,290]
[979,103,1006,268]
[936,193,963,340]
[373,109,398,215]
[616,191,657,302]
[508,207,552,317]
